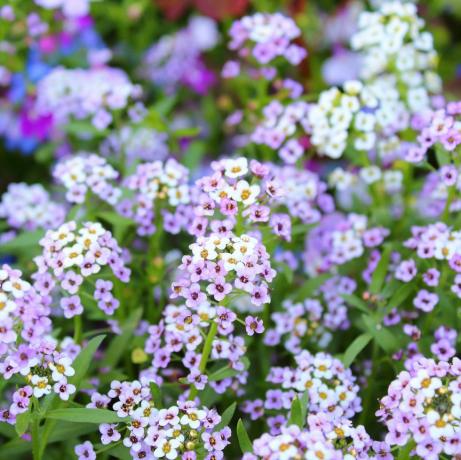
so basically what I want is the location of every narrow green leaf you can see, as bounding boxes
[237,419,253,453]
[299,391,309,422]
[215,402,236,431]
[370,246,391,294]
[46,408,125,424]
[382,283,414,317]
[150,382,162,408]
[342,333,373,368]
[15,411,30,436]
[293,274,331,301]
[70,335,105,388]
[208,357,250,382]
[287,397,303,428]
[0,229,44,254]
[342,294,370,314]
[104,310,142,368]
[362,315,396,353]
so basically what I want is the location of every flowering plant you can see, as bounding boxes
[2,1,461,459]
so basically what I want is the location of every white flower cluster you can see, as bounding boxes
[53,153,121,205]
[0,183,66,231]
[352,1,441,110]
[267,350,362,421]
[35,67,139,130]
[309,2,441,159]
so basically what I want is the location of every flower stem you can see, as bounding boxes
[189,321,218,400]
[73,314,82,344]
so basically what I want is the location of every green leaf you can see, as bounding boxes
[0,421,16,438]
[342,294,370,314]
[362,315,397,353]
[215,402,236,431]
[293,274,330,302]
[435,144,450,167]
[150,382,162,408]
[173,126,201,138]
[182,140,207,171]
[98,211,134,242]
[342,333,373,368]
[299,390,309,422]
[208,357,250,382]
[0,229,44,254]
[382,283,414,317]
[104,309,142,368]
[15,411,30,436]
[287,397,303,428]
[70,335,105,389]
[46,408,125,424]
[106,445,132,460]
[237,419,253,453]
[370,246,391,294]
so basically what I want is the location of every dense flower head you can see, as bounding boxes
[35,67,140,130]
[243,350,361,426]
[243,417,378,460]
[81,383,231,460]
[143,302,248,395]
[174,232,274,309]
[33,221,130,317]
[251,101,310,164]
[304,212,389,275]
[228,13,307,67]
[101,125,169,164]
[378,356,461,457]
[119,158,191,236]
[53,153,121,205]
[266,276,356,353]
[0,182,66,231]
[406,102,461,163]
[141,16,218,94]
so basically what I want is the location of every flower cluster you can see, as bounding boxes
[251,101,310,164]
[243,416,380,460]
[143,302,248,395]
[227,13,307,67]
[0,182,66,231]
[266,276,356,353]
[304,212,389,275]
[82,381,231,460]
[53,153,121,205]
[377,357,461,457]
[242,350,361,425]
[407,102,461,163]
[35,67,139,130]
[174,232,274,309]
[141,16,218,94]
[101,125,169,164]
[33,221,130,317]
[119,158,191,236]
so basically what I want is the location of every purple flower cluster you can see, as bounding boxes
[78,380,231,460]
[304,213,389,275]
[119,158,191,236]
[243,416,382,460]
[242,350,361,426]
[227,13,307,67]
[266,276,356,353]
[378,357,461,458]
[35,67,140,131]
[251,101,310,164]
[53,153,121,205]
[141,16,218,94]
[33,221,130,317]
[174,232,274,310]
[0,182,66,231]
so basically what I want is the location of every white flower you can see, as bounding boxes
[31,375,52,398]
[224,158,248,178]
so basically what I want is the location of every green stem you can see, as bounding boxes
[442,186,455,222]
[189,321,218,400]
[31,397,42,460]
[73,314,82,344]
